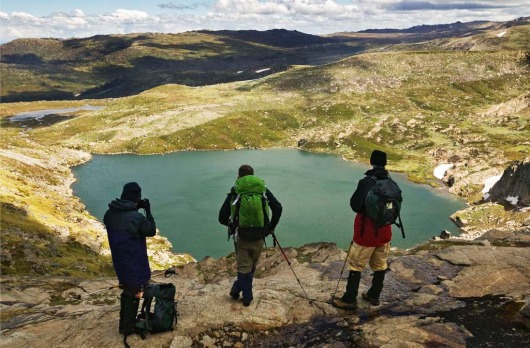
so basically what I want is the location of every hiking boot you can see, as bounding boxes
[239,272,253,307]
[362,292,380,306]
[363,270,385,306]
[342,271,361,303]
[119,292,140,335]
[230,278,241,300]
[229,287,240,300]
[331,298,357,310]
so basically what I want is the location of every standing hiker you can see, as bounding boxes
[218,164,283,306]
[332,150,395,310]
[104,182,157,337]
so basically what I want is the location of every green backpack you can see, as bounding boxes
[230,175,271,241]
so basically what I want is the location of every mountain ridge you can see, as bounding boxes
[2,18,528,101]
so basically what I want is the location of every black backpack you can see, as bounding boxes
[365,175,405,238]
[124,283,177,347]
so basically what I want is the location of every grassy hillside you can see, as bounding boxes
[25,50,530,185]
[0,30,361,101]
[0,121,114,277]
[3,20,527,102]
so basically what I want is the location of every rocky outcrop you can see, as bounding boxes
[0,144,193,276]
[487,158,530,206]
[1,241,528,348]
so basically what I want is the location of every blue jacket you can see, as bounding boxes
[103,199,156,287]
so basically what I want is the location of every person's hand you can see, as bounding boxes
[143,198,151,211]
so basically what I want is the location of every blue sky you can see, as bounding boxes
[1,1,528,43]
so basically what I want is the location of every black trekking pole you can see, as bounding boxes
[271,232,314,305]
[74,284,123,299]
[331,240,354,301]
[74,267,178,300]
[397,214,406,238]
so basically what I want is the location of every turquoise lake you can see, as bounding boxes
[71,149,466,260]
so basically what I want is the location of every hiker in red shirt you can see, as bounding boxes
[332,150,392,310]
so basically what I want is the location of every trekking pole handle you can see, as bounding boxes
[150,266,181,279]
[164,268,176,277]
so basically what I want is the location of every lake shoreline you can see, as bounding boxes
[71,148,468,260]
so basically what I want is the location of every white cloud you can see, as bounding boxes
[214,0,360,17]
[108,9,150,21]
[46,12,88,28]
[10,11,41,24]
[72,9,85,17]
[215,0,290,15]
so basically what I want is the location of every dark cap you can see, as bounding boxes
[238,164,254,178]
[121,182,142,202]
[370,150,387,167]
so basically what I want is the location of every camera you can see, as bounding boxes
[136,198,150,210]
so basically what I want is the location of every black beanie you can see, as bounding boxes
[370,150,387,167]
[121,182,142,201]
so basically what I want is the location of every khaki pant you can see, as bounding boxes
[347,242,390,272]
[235,237,264,274]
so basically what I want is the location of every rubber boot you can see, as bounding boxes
[239,272,253,306]
[231,266,256,300]
[119,293,140,335]
[229,279,241,300]
[362,270,386,306]
[332,271,360,310]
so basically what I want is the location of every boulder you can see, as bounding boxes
[488,158,530,206]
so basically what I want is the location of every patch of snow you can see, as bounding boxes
[482,175,502,194]
[497,31,507,38]
[255,68,270,74]
[433,163,453,179]
[506,196,519,205]
[237,71,243,74]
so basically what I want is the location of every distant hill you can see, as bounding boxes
[332,17,530,49]
[0,30,356,102]
[1,18,528,102]
[359,16,529,34]
[198,29,336,47]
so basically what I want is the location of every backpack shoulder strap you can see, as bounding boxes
[136,296,152,337]
[367,175,378,182]
[260,194,270,223]
[230,194,241,224]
